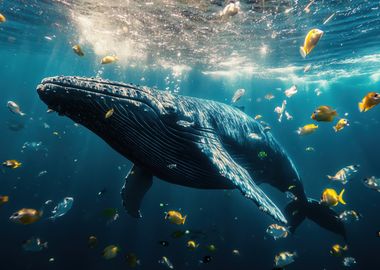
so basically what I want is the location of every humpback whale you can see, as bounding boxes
[37,76,346,238]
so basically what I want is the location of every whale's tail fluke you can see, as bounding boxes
[285,198,347,240]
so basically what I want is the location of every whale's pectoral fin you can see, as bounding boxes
[121,164,153,218]
[202,143,287,224]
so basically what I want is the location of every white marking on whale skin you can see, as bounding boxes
[176,120,194,128]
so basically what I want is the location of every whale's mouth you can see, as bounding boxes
[36,76,161,116]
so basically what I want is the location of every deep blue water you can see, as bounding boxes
[1,1,380,269]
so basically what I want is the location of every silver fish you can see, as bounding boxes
[231,88,245,103]
[363,176,380,192]
[327,165,360,184]
[7,101,25,116]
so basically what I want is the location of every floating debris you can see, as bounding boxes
[22,237,48,252]
[327,165,359,184]
[315,88,322,96]
[264,93,275,100]
[159,256,174,269]
[274,100,286,122]
[101,55,118,64]
[72,45,84,56]
[363,176,380,192]
[167,163,177,169]
[330,244,348,256]
[334,118,349,132]
[304,0,315,13]
[98,188,107,197]
[342,257,356,267]
[7,101,25,116]
[45,200,53,205]
[300,29,324,58]
[176,120,194,128]
[105,108,114,119]
[305,147,315,152]
[102,208,119,223]
[231,88,245,103]
[284,85,297,98]
[10,208,42,225]
[2,160,22,169]
[359,92,380,112]
[297,124,318,135]
[321,188,346,207]
[0,195,9,206]
[274,251,297,268]
[159,240,169,247]
[311,106,338,122]
[171,230,189,238]
[266,224,289,240]
[49,197,74,220]
[232,249,240,256]
[339,210,361,223]
[22,141,46,152]
[304,64,312,73]
[165,210,186,225]
[323,13,335,25]
[102,245,119,259]
[200,255,212,264]
[126,253,140,268]
[37,170,48,177]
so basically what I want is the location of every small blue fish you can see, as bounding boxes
[22,237,48,252]
[49,197,74,220]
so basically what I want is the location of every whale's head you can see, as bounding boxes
[37,76,175,125]
[37,76,177,154]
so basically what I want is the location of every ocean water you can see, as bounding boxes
[1,0,380,269]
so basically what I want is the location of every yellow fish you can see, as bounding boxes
[72,45,84,56]
[2,160,22,169]
[0,13,6,23]
[297,124,318,135]
[333,118,349,132]
[0,195,9,206]
[102,245,119,259]
[311,106,338,122]
[254,115,263,120]
[105,108,114,119]
[187,240,199,250]
[300,29,324,58]
[321,188,346,207]
[330,244,348,256]
[9,208,42,224]
[165,210,186,225]
[101,55,118,64]
[358,92,380,112]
